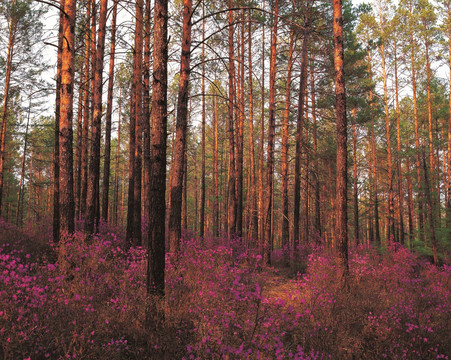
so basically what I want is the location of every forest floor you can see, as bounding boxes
[0,218,450,359]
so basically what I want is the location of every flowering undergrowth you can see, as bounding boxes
[0,218,450,359]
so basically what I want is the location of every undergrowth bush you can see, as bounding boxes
[0,219,450,359]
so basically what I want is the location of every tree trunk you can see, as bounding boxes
[79,0,92,218]
[147,0,168,297]
[281,27,294,251]
[422,148,439,265]
[351,108,359,245]
[168,0,193,254]
[293,9,309,257]
[235,9,245,239]
[16,99,32,225]
[101,0,118,221]
[0,0,16,217]
[247,11,258,242]
[259,0,265,242]
[394,40,405,244]
[311,63,321,242]
[263,0,279,266]
[379,34,395,243]
[333,0,348,273]
[86,0,108,234]
[53,0,63,241]
[113,91,122,225]
[143,0,152,221]
[59,0,76,236]
[200,1,206,238]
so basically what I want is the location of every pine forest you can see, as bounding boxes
[0,0,450,358]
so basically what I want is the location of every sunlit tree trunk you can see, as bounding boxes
[86,0,108,234]
[247,12,258,242]
[147,0,168,297]
[379,30,395,243]
[281,27,294,251]
[394,40,405,244]
[200,0,206,238]
[79,0,92,218]
[351,108,359,245]
[259,0,265,242]
[422,148,439,265]
[101,0,118,222]
[263,0,279,266]
[53,0,63,241]
[113,91,122,225]
[143,0,152,220]
[168,0,192,254]
[16,100,31,225]
[293,8,309,257]
[235,9,245,239]
[310,63,321,242]
[59,0,76,236]
[0,0,17,217]
[333,0,348,273]
[227,0,237,237]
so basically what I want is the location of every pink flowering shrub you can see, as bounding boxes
[0,218,450,359]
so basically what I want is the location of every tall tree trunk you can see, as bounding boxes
[259,0,265,242]
[263,0,279,265]
[447,5,451,238]
[59,0,76,236]
[293,9,309,257]
[101,0,118,221]
[143,0,152,221]
[53,0,64,241]
[281,27,294,251]
[113,91,122,225]
[147,0,168,297]
[132,0,144,244]
[368,58,380,245]
[247,12,258,242]
[351,108,359,245]
[422,148,439,265]
[394,40,405,244]
[168,0,193,254]
[333,0,348,273]
[311,63,321,242]
[86,0,108,234]
[126,0,144,244]
[75,63,84,216]
[379,34,395,243]
[16,99,31,225]
[410,31,425,244]
[235,9,245,238]
[79,0,92,217]
[199,1,206,239]
[0,0,16,217]
[227,0,237,237]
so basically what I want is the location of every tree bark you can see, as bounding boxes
[79,0,92,218]
[293,9,309,257]
[227,0,237,238]
[310,63,321,243]
[351,108,359,245]
[86,0,108,234]
[379,31,395,243]
[394,40,405,244]
[263,0,279,265]
[0,0,17,217]
[281,27,294,251]
[147,0,168,297]
[168,0,193,254]
[333,0,348,273]
[101,0,118,221]
[59,0,76,236]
